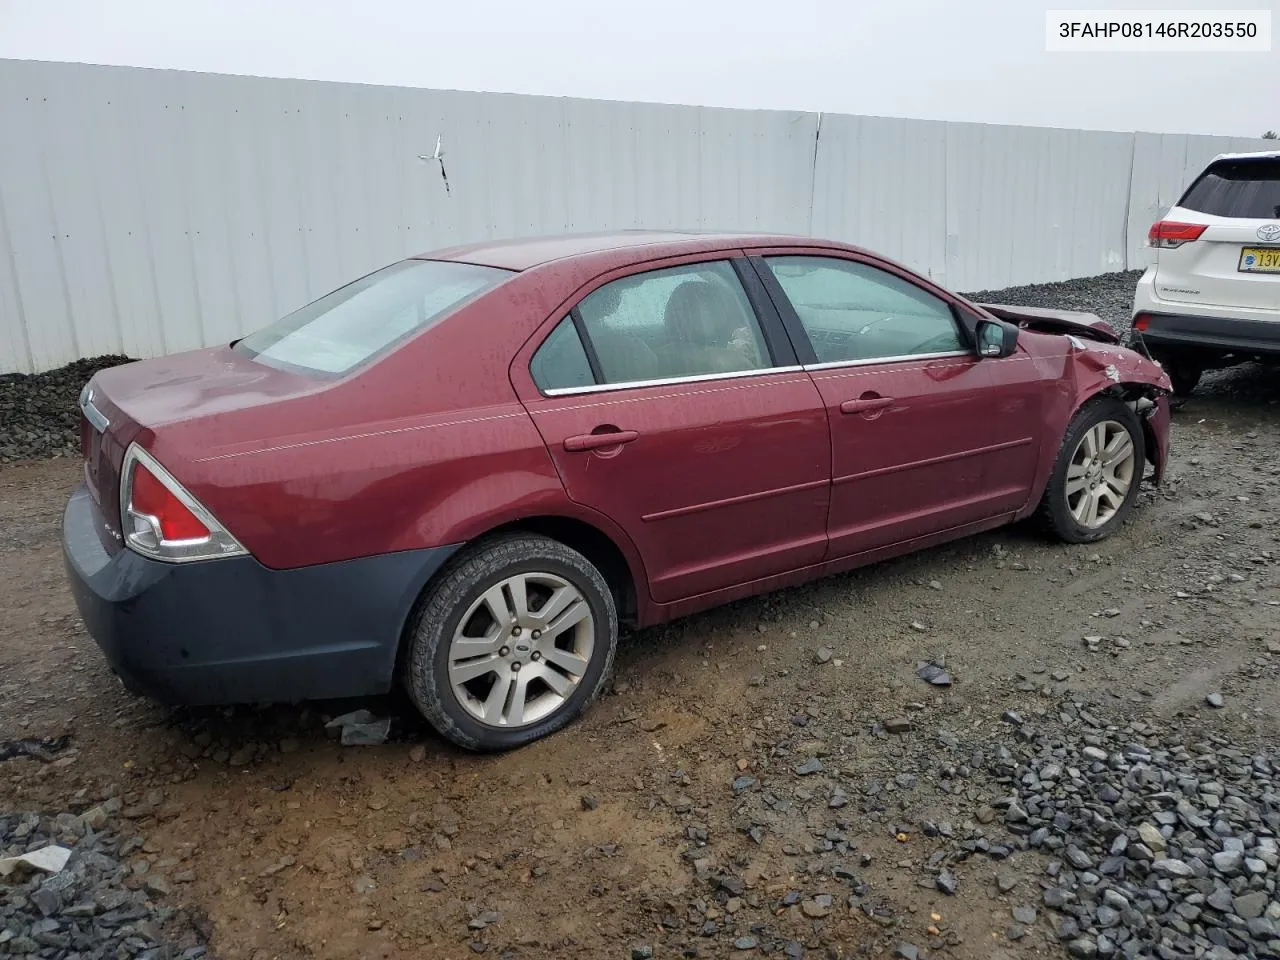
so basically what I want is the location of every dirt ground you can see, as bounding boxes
[1,363,1277,960]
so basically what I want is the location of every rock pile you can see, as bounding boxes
[0,356,132,464]
[1,805,205,959]
[989,708,1280,959]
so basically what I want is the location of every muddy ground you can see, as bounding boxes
[1,362,1277,960]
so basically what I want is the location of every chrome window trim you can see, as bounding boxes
[543,365,805,397]
[802,350,973,372]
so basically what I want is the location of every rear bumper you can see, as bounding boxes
[1128,311,1280,358]
[62,483,459,705]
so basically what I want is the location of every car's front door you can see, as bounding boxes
[513,256,831,603]
[753,252,1014,559]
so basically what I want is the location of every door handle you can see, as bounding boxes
[563,429,639,452]
[840,397,894,415]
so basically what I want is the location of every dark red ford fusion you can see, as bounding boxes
[63,231,1171,750]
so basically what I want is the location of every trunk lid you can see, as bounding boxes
[80,347,322,550]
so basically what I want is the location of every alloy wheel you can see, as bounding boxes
[447,572,595,727]
[1065,419,1136,529]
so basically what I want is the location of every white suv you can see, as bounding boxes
[1130,150,1280,395]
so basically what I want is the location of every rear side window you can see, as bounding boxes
[235,259,511,375]
[1179,158,1280,219]
[530,318,594,391]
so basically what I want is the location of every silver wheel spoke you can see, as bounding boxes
[1065,474,1089,496]
[480,584,515,627]
[541,646,590,677]
[506,672,533,726]
[449,655,499,685]
[1082,491,1100,527]
[1101,432,1133,466]
[1097,483,1124,510]
[1082,426,1100,459]
[507,574,531,623]
[544,599,590,637]
[530,584,577,626]
[481,671,514,724]
[536,664,573,697]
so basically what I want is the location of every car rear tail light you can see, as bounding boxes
[1147,221,1207,248]
[120,443,247,563]
[1133,314,1151,332]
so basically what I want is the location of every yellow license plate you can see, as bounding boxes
[1239,247,1280,273]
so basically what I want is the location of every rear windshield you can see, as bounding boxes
[235,259,512,375]
[1178,158,1280,219]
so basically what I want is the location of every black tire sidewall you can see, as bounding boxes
[405,536,617,751]
[1045,398,1146,543]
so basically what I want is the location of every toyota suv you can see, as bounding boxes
[1130,150,1280,394]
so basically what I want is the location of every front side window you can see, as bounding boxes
[575,261,771,384]
[1179,158,1280,219]
[764,256,965,364]
[235,259,511,375]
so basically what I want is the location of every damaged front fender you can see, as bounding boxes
[1062,334,1173,486]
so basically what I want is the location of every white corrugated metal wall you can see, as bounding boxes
[0,59,1269,373]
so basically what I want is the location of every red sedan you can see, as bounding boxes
[63,232,1172,750]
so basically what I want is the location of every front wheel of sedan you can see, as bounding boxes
[404,535,617,751]
[1039,397,1145,544]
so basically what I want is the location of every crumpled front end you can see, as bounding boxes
[1059,333,1174,486]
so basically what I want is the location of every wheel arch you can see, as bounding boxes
[391,510,647,681]
[1076,381,1166,474]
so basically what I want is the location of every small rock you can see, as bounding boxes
[1152,858,1194,878]
[794,758,823,776]
[734,936,759,950]
[815,647,834,664]
[996,871,1019,893]
[893,945,920,960]
[631,947,654,960]
[1205,692,1224,708]
[916,663,952,687]
[936,869,957,895]
[581,795,599,811]
[883,718,913,734]
[1137,823,1166,852]
[1233,891,1268,920]
[409,745,426,763]
[1013,905,1037,925]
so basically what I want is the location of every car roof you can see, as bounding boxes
[413,229,856,271]
[1210,149,1280,163]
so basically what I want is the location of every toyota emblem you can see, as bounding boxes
[1258,223,1280,242]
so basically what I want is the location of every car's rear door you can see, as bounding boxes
[750,250,1026,559]
[1154,156,1280,311]
[511,254,831,604]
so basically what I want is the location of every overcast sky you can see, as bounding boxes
[1,0,1276,138]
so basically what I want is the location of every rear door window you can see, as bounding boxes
[1178,158,1280,219]
[235,259,511,375]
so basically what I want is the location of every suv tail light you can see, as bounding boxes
[1133,314,1151,332]
[1147,221,1207,248]
[120,444,247,563]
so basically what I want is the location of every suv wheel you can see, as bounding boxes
[1154,351,1203,396]
[1039,397,1145,544]
[404,534,617,751]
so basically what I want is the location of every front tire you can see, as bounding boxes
[404,535,618,751]
[1039,397,1145,544]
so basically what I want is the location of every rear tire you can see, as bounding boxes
[403,534,617,752]
[1038,397,1145,544]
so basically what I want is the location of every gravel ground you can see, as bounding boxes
[2,271,1277,960]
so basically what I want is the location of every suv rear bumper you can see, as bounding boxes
[62,483,458,705]
[1128,311,1280,358]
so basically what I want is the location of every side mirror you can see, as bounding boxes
[976,319,1018,359]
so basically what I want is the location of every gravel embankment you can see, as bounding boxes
[1,795,207,958]
[961,270,1143,335]
[0,357,133,465]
